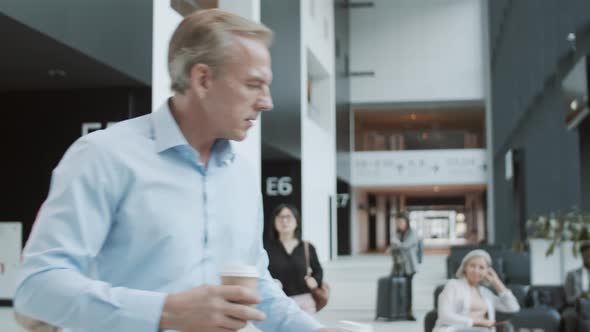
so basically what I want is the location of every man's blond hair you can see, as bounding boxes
[168,9,273,93]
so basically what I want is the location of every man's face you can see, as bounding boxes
[201,36,273,141]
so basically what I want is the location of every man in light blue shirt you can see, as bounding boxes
[14,9,336,332]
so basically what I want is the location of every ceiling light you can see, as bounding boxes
[570,99,579,111]
[410,114,417,120]
[433,186,440,192]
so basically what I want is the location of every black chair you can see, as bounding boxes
[495,284,530,322]
[567,297,590,332]
[507,284,530,308]
[560,295,590,332]
[577,318,590,332]
[577,297,590,319]
[525,285,568,312]
[446,255,462,279]
[510,307,561,332]
[424,284,444,332]
[448,244,506,259]
[423,310,438,332]
[502,251,531,285]
[432,285,445,308]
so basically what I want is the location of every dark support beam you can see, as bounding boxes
[0,300,13,307]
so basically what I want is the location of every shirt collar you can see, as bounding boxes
[152,101,189,153]
[211,139,236,166]
[152,100,235,166]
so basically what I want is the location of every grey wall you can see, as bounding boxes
[261,0,302,160]
[489,1,589,246]
[0,0,153,84]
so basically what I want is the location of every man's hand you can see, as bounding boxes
[159,284,266,332]
[14,312,60,332]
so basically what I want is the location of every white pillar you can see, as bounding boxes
[217,0,262,186]
[300,0,337,262]
[0,222,22,300]
[152,1,182,110]
[218,0,260,21]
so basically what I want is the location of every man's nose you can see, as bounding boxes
[257,87,274,112]
[258,97,273,111]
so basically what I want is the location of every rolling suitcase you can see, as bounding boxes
[375,275,408,321]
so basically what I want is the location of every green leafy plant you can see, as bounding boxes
[526,207,590,257]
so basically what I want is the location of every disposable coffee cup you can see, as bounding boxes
[220,264,259,294]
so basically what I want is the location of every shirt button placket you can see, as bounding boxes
[202,171,208,247]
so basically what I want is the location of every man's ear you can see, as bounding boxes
[189,64,213,98]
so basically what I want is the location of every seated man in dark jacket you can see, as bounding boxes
[563,241,590,332]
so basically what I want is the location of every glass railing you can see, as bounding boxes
[351,148,487,187]
[355,130,484,151]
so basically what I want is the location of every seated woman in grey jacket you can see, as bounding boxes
[433,249,520,332]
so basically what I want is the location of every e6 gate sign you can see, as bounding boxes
[265,176,293,196]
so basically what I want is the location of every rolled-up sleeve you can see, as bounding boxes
[251,199,322,332]
[493,290,520,313]
[13,138,166,332]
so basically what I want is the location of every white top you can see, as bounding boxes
[469,286,488,321]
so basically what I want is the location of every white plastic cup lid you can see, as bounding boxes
[220,264,259,278]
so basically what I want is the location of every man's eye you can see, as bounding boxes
[247,84,262,89]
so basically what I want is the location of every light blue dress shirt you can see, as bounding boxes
[14,102,322,332]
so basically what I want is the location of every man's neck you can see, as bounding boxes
[169,95,215,165]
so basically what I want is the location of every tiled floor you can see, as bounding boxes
[0,309,24,332]
[0,254,447,332]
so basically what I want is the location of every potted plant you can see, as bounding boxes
[526,207,590,256]
[526,207,590,285]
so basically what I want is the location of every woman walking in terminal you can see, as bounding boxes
[265,204,324,314]
[387,211,419,320]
